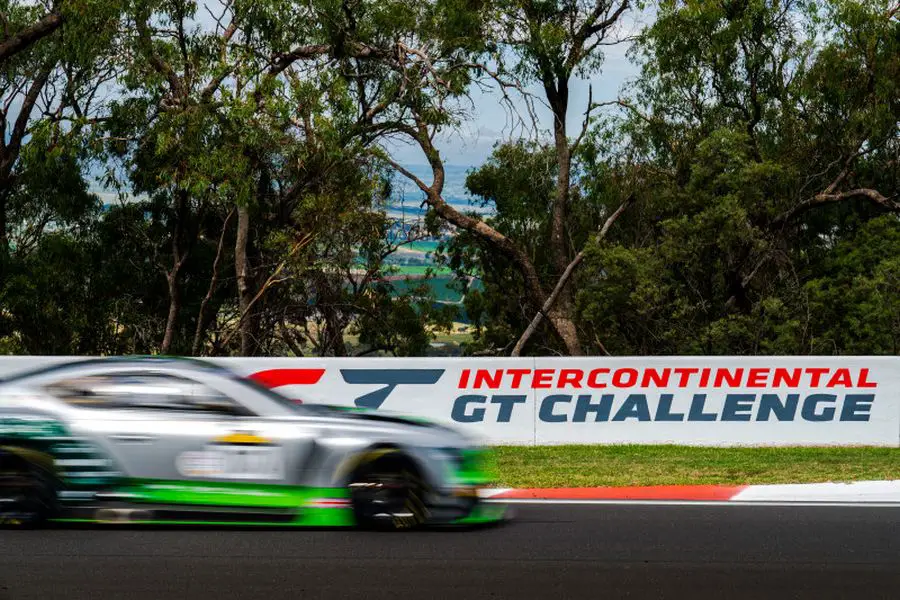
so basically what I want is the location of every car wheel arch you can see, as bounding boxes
[0,444,57,475]
[332,443,428,489]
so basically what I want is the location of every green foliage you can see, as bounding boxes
[2,0,898,358]
[571,0,900,356]
[805,216,900,354]
[442,0,899,356]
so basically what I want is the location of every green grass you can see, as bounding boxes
[431,330,473,344]
[491,445,900,488]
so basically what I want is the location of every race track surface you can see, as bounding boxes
[1,503,899,600]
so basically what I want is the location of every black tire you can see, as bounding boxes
[0,450,57,529]
[348,453,429,531]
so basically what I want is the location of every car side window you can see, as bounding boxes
[46,372,255,417]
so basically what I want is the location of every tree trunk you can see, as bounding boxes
[546,78,582,356]
[0,190,7,256]
[234,204,256,356]
[0,68,52,257]
[391,124,579,352]
[161,272,181,354]
[160,190,190,354]
[322,309,347,357]
[548,86,571,276]
[390,156,558,331]
[511,195,636,357]
[191,208,233,355]
[549,307,581,356]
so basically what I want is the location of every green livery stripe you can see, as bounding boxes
[52,512,354,528]
[54,480,357,527]
[0,417,120,489]
[118,479,349,508]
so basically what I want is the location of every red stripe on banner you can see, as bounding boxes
[490,485,747,501]
[248,369,326,388]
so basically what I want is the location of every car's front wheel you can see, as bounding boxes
[348,452,429,531]
[0,449,57,529]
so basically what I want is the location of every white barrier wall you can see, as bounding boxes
[1,356,898,446]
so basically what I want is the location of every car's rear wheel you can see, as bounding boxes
[349,453,429,531]
[0,450,57,529]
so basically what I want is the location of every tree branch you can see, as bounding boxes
[776,188,900,225]
[0,65,53,177]
[511,194,635,356]
[570,84,593,156]
[135,15,184,99]
[214,233,313,353]
[585,1,630,38]
[191,207,235,355]
[0,11,64,64]
[567,1,630,71]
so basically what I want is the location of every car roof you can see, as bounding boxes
[0,356,229,385]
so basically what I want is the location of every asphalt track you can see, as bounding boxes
[1,503,899,600]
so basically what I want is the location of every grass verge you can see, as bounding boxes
[491,445,900,488]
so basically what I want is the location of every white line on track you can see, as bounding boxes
[483,498,900,507]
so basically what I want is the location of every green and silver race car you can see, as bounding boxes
[0,357,509,530]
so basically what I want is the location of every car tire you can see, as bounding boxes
[0,450,57,529]
[349,453,429,531]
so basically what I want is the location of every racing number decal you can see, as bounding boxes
[215,444,284,480]
[176,433,285,481]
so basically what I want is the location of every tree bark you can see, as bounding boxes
[160,190,190,354]
[161,271,181,355]
[547,84,571,276]
[543,81,583,355]
[387,126,589,354]
[0,66,53,255]
[512,195,635,356]
[234,204,256,356]
[191,208,233,355]
[0,12,64,64]
[0,191,7,255]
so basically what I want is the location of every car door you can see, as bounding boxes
[176,369,319,489]
[52,370,315,490]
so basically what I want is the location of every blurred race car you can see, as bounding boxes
[0,357,508,530]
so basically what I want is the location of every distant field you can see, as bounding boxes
[404,240,441,254]
[390,275,470,303]
[387,264,453,276]
[492,445,900,488]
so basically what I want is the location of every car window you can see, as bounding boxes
[46,372,255,417]
[227,373,313,414]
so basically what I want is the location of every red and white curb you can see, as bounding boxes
[478,481,900,506]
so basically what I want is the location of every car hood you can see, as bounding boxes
[297,404,467,438]
[300,404,433,426]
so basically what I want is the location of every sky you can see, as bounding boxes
[384,8,651,168]
[85,3,652,203]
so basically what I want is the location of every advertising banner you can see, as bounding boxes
[0,356,897,446]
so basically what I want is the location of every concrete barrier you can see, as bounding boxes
[1,356,897,446]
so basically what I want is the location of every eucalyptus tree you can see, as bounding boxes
[0,0,119,255]
[262,0,634,355]
[0,0,121,352]
[103,0,449,356]
[573,0,900,355]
